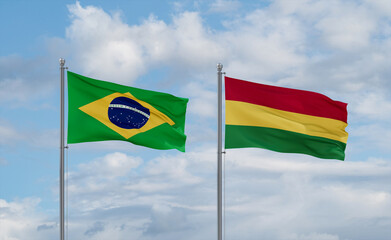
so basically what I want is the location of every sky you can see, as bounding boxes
[0,0,390,239]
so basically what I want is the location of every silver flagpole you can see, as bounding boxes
[59,58,66,240]
[217,63,223,240]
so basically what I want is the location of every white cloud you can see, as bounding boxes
[78,152,142,178]
[0,198,57,240]
[272,0,388,51]
[2,149,391,239]
[350,91,391,121]
[314,1,377,51]
[364,0,391,19]
[60,149,391,239]
[144,204,187,235]
[283,232,341,240]
[65,2,221,84]
[0,55,56,107]
[0,119,24,145]
[66,2,146,84]
[219,7,307,81]
[350,124,391,152]
[226,150,391,176]
[220,150,391,240]
[209,0,242,13]
[183,81,216,118]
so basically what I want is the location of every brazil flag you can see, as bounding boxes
[67,71,188,152]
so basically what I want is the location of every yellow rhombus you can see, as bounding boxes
[79,92,175,139]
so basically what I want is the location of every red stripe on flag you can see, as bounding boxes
[225,77,347,123]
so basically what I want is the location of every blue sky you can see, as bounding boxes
[1,0,391,239]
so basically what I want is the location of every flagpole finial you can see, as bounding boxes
[217,63,223,72]
[59,58,65,66]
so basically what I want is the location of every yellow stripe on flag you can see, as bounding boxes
[226,100,348,143]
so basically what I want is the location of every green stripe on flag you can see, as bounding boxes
[225,125,346,160]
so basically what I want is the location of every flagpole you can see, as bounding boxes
[59,58,66,240]
[217,63,223,240]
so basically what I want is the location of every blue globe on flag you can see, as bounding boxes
[108,97,150,129]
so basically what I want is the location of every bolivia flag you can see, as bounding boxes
[67,72,188,152]
[225,77,348,160]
